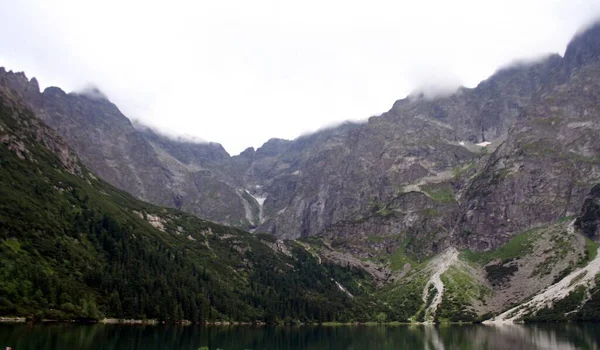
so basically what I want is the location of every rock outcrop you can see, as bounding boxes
[2,21,600,258]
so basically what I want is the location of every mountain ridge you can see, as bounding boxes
[1,21,600,246]
[2,20,600,323]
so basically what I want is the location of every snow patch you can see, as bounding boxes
[252,194,267,206]
[459,141,465,146]
[476,141,491,147]
[245,190,267,224]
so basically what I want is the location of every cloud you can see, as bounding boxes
[131,119,210,144]
[74,84,109,101]
[1,0,600,154]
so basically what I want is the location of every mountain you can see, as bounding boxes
[0,49,565,241]
[0,52,567,241]
[2,21,600,323]
[0,71,256,229]
[0,83,384,323]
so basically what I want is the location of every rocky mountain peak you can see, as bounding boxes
[2,21,600,244]
[237,146,256,158]
[136,124,231,166]
[564,20,600,71]
[42,86,67,97]
[74,84,110,102]
[255,138,291,157]
[0,68,41,100]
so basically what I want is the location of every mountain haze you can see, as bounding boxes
[0,82,381,322]
[2,21,600,323]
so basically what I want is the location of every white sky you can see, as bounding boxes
[1,0,600,155]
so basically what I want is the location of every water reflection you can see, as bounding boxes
[0,322,599,349]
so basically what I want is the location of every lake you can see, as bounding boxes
[1,323,599,349]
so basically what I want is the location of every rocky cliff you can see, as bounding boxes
[0,70,256,228]
[2,20,600,323]
[2,22,600,256]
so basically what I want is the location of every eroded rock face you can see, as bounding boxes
[575,185,600,240]
[0,84,82,176]
[457,57,600,251]
[242,53,563,240]
[0,70,253,228]
[2,22,600,256]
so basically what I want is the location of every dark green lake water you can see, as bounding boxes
[1,323,600,349]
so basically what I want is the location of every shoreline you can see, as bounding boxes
[0,319,593,327]
[0,317,480,326]
[0,317,26,323]
[2,317,583,326]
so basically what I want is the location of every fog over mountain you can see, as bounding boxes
[2,0,600,154]
[3,4,600,326]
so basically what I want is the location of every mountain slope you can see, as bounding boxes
[457,36,600,251]
[0,85,382,323]
[0,70,254,229]
[2,21,600,324]
[0,32,570,240]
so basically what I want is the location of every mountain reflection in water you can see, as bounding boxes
[1,322,599,349]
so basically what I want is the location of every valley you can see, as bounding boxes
[1,21,600,324]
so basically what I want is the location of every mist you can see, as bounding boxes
[1,0,600,154]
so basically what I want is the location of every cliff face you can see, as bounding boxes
[3,21,600,324]
[243,53,563,240]
[2,22,600,256]
[457,58,600,251]
[0,84,384,323]
[0,70,255,228]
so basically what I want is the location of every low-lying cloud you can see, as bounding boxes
[2,0,600,155]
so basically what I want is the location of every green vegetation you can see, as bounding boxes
[388,237,431,271]
[556,215,576,223]
[0,95,382,324]
[3,89,600,325]
[413,284,437,322]
[523,285,587,322]
[435,266,488,322]
[452,161,476,180]
[389,245,417,271]
[421,183,455,203]
[461,229,538,265]
[531,234,572,277]
[422,208,439,217]
[375,312,388,323]
[366,235,385,243]
[521,139,600,164]
[583,237,598,264]
[532,115,562,127]
[379,274,428,322]
[574,275,600,320]
[239,190,260,225]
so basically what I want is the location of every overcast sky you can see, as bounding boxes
[1,1,600,154]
